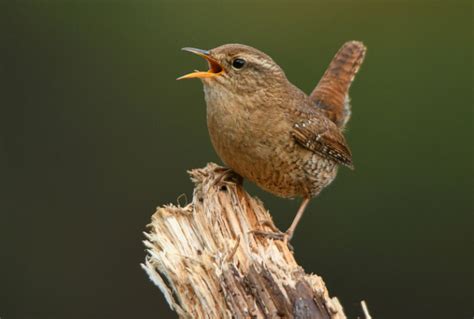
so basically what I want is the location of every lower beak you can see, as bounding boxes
[177,47,224,80]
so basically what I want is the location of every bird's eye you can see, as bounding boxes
[232,58,246,69]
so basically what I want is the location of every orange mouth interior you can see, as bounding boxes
[177,48,224,80]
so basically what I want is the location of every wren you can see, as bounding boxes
[178,42,366,242]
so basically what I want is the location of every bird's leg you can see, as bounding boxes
[285,197,311,241]
[251,197,311,246]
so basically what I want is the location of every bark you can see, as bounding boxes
[142,163,350,319]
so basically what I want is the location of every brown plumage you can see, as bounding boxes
[178,42,366,242]
[311,41,366,128]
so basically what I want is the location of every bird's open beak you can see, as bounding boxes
[177,47,224,80]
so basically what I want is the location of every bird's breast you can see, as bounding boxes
[204,87,311,197]
[206,90,280,162]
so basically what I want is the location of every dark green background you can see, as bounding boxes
[1,1,472,318]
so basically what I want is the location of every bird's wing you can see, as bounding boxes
[291,115,353,169]
[309,41,366,128]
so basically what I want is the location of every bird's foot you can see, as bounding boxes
[251,224,294,251]
[213,167,243,186]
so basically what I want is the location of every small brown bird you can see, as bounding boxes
[178,42,366,242]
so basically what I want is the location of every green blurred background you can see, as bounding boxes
[0,1,472,318]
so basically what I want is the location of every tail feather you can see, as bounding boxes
[310,41,366,128]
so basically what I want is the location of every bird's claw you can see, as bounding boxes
[250,229,294,251]
[213,167,243,186]
[259,219,280,233]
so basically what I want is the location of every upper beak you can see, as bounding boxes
[177,47,224,80]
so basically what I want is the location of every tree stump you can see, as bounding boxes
[142,163,349,318]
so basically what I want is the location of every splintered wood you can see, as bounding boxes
[142,163,346,319]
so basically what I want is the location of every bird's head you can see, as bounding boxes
[178,44,287,94]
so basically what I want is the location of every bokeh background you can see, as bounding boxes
[0,1,472,318]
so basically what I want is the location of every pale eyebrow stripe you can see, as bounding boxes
[245,56,278,71]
